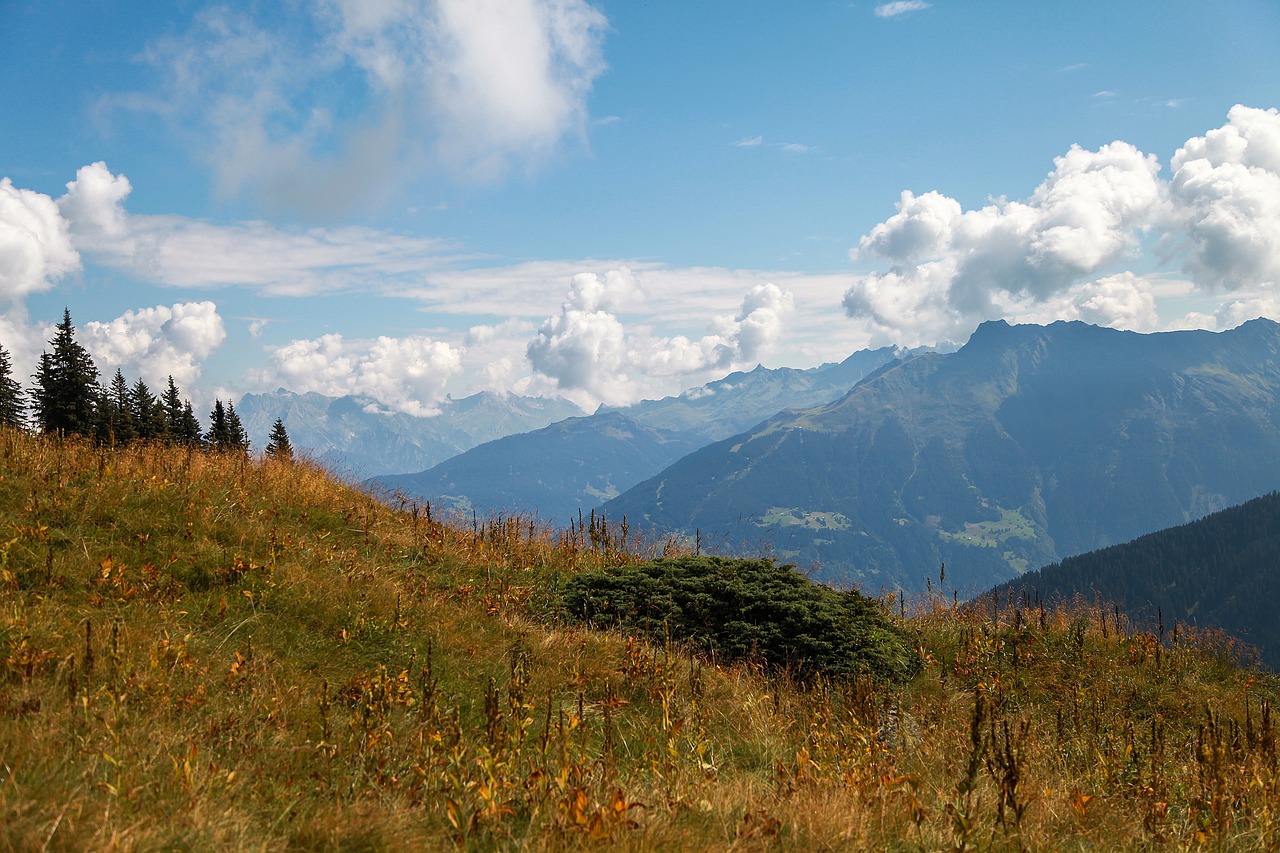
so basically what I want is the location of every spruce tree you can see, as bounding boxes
[30,309,100,436]
[0,341,23,427]
[265,417,293,461]
[206,399,249,453]
[161,377,185,440]
[226,402,249,453]
[130,378,166,440]
[178,400,203,446]
[97,368,137,444]
[206,400,230,450]
[158,376,202,446]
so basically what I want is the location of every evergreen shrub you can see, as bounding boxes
[563,555,920,681]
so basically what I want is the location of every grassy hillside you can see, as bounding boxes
[2,429,1279,850]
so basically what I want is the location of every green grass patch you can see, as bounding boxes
[756,506,852,531]
[937,507,1037,548]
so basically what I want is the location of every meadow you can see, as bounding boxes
[1,427,1277,851]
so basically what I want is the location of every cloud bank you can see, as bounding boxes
[58,162,454,296]
[842,105,1280,345]
[255,333,463,416]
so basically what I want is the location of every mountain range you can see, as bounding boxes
[369,345,934,519]
[603,319,1280,595]
[374,411,704,521]
[235,389,581,477]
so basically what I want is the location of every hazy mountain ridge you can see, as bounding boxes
[602,319,1280,595]
[988,490,1280,670]
[611,345,939,441]
[236,389,581,477]
[369,345,938,519]
[374,411,705,521]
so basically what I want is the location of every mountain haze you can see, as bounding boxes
[612,345,940,441]
[604,319,1280,594]
[236,389,581,477]
[374,411,703,521]
[371,346,936,520]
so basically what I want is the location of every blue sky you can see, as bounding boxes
[2,0,1278,415]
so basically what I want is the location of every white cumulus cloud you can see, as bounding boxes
[81,301,228,389]
[1212,295,1280,330]
[843,130,1205,344]
[721,281,795,363]
[1024,273,1161,332]
[845,106,1280,347]
[256,332,463,416]
[0,177,80,302]
[57,161,133,241]
[526,271,632,404]
[528,272,794,407]
[0,305,41,380]
[1170,104,1280,290]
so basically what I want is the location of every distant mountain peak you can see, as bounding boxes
[972,318,1012,335]
[1231,316,1280,338]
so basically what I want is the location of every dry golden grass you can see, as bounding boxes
[1,427,1277,851]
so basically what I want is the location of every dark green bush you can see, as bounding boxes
[562,555,920,682]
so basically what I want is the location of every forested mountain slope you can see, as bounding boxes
[990,490,1280,669]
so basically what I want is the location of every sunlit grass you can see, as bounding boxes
[1,427,1277,850]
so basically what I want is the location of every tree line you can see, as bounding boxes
[0,309,291,460]
[989,490,1280,670]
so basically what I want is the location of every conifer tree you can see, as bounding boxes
[206,399,249,453]
[265,417,293,461]
[226,402,249,453]
[97,368,137,444]
[130,378,166,440]
[0,341,23,427]
[157,375,202,445]
[161,377,185,440]
[178,400,203,446]
[206,399,230,450]
[30,309,100,436]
